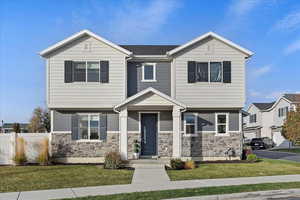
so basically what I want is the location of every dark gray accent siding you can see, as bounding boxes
[128,111,139,131]
[160,111,173,131]
[182,110,240,132]
[127,62,171,97]
[53,111,71,132]
[128,111,173,132]
[53,110,119,132]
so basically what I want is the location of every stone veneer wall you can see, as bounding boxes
[127,132,173,159]
[51,132,119,158]
[181,132,242,158]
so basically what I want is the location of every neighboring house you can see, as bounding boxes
[244,94,300,147]
[1,123,29,133]
[39,29,253,163]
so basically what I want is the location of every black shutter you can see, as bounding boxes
[99,113,107,141]
[71,114,79,140]
[223,61,231,83]
[64,61,73,83]
[100,61,109,83]
[187,61,196,83]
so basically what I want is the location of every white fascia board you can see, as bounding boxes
[167,31,254,57]
[114,87,186,111]
[39,29,132,57]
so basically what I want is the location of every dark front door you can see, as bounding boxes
[141,113,157,156]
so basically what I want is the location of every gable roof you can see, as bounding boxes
[39,30,132,57]
[114,87,186,111]
[253,102,276,111]
[283,94,300,103]
[166,31,254,57]
[119,45,179,55]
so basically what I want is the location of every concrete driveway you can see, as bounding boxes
[254,150,300,162]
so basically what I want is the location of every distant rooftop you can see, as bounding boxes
[253,102,275,110]
[119,45,179,55]
[2,123,29,129]
[283,93,300,103]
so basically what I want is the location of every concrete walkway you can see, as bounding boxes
[2,165,300,200]
[167,188,300,200]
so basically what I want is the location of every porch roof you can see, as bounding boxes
[114,87,186,111]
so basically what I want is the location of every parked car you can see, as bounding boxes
[250,137,274,150]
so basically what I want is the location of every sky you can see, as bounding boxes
[1,0,300,123]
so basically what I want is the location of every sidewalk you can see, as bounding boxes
[1,165,300,200]
[166,188,300,200]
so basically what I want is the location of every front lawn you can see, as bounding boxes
[59,182,300,200]
[271,148,300,154]
[167,159,300,181]
[0,165,133,193]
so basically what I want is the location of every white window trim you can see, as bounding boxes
[142,63,157,82]
[184,113,198,137]
[195,61,224,84]
[73,60,101,83]
[77,113,101,141]
[215,113,229,136]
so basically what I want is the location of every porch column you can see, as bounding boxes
[119,108,128,160]
[172,106,181,158]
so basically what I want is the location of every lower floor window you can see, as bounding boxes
[79,114,100,140]
[216,113,228,134]
[184,113,197,135]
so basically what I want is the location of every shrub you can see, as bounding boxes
[242,146,253,160]
[37,139,49,165]
[170,159,185,170]
[13,137,27,165]
[184,160,196,169]
[104,152,122,169]
[246,154,258,163]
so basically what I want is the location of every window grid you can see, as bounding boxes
[184,113,197,135]
[216,113,229,135]
[195,61,223,83]
[78,113,100,140]
[73,61,101,83]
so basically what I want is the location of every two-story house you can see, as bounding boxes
[40,30,253,163]
[244,94,300,147]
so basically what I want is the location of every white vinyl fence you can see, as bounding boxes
[0,133,50,165]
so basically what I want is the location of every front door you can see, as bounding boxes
[141,113,157,156]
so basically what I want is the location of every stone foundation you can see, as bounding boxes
[181,132,242,158]
[158,132,173,157]
[51,132,119,158]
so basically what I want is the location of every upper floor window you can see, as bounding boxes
[78,114,100,140]
[188,61,231,83]
[142,63,156,82]
[216,113,228,135]
[249,114,257,123]
[184,113,197,135]
[64,60,109,83]
[278,107,289,117]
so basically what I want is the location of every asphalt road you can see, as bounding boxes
[254,150,300,162]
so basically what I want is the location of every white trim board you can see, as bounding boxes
[39,29,132,57]
[167,32,253,57]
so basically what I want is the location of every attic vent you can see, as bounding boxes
[84,43,91,52]
[205,44,214,55]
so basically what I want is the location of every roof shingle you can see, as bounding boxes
[119,45,179,55]
[253,102,275,110]
[283,94,300,103]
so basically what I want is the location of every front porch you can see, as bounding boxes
[114,87,186,160]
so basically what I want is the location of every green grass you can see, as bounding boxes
[0,165,133,193]
[271,148,300,154]
[167,159,300,181]
[59,182,300,200]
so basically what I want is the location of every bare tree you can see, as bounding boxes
[12,123,21,133]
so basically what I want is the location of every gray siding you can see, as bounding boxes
[127,61,171,97]
[47,35,126,109]
[53,110,119,132]
[173,37,246,108]
[182,110,240,132]
[127,111,173,132]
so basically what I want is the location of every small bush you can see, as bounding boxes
[37,139,49,165]
[184,160,196,169]
[246,154,258,163]
[170,159,185,170]
[104,152,122,169]
[13,137,27,165]
[242,146,253,160]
